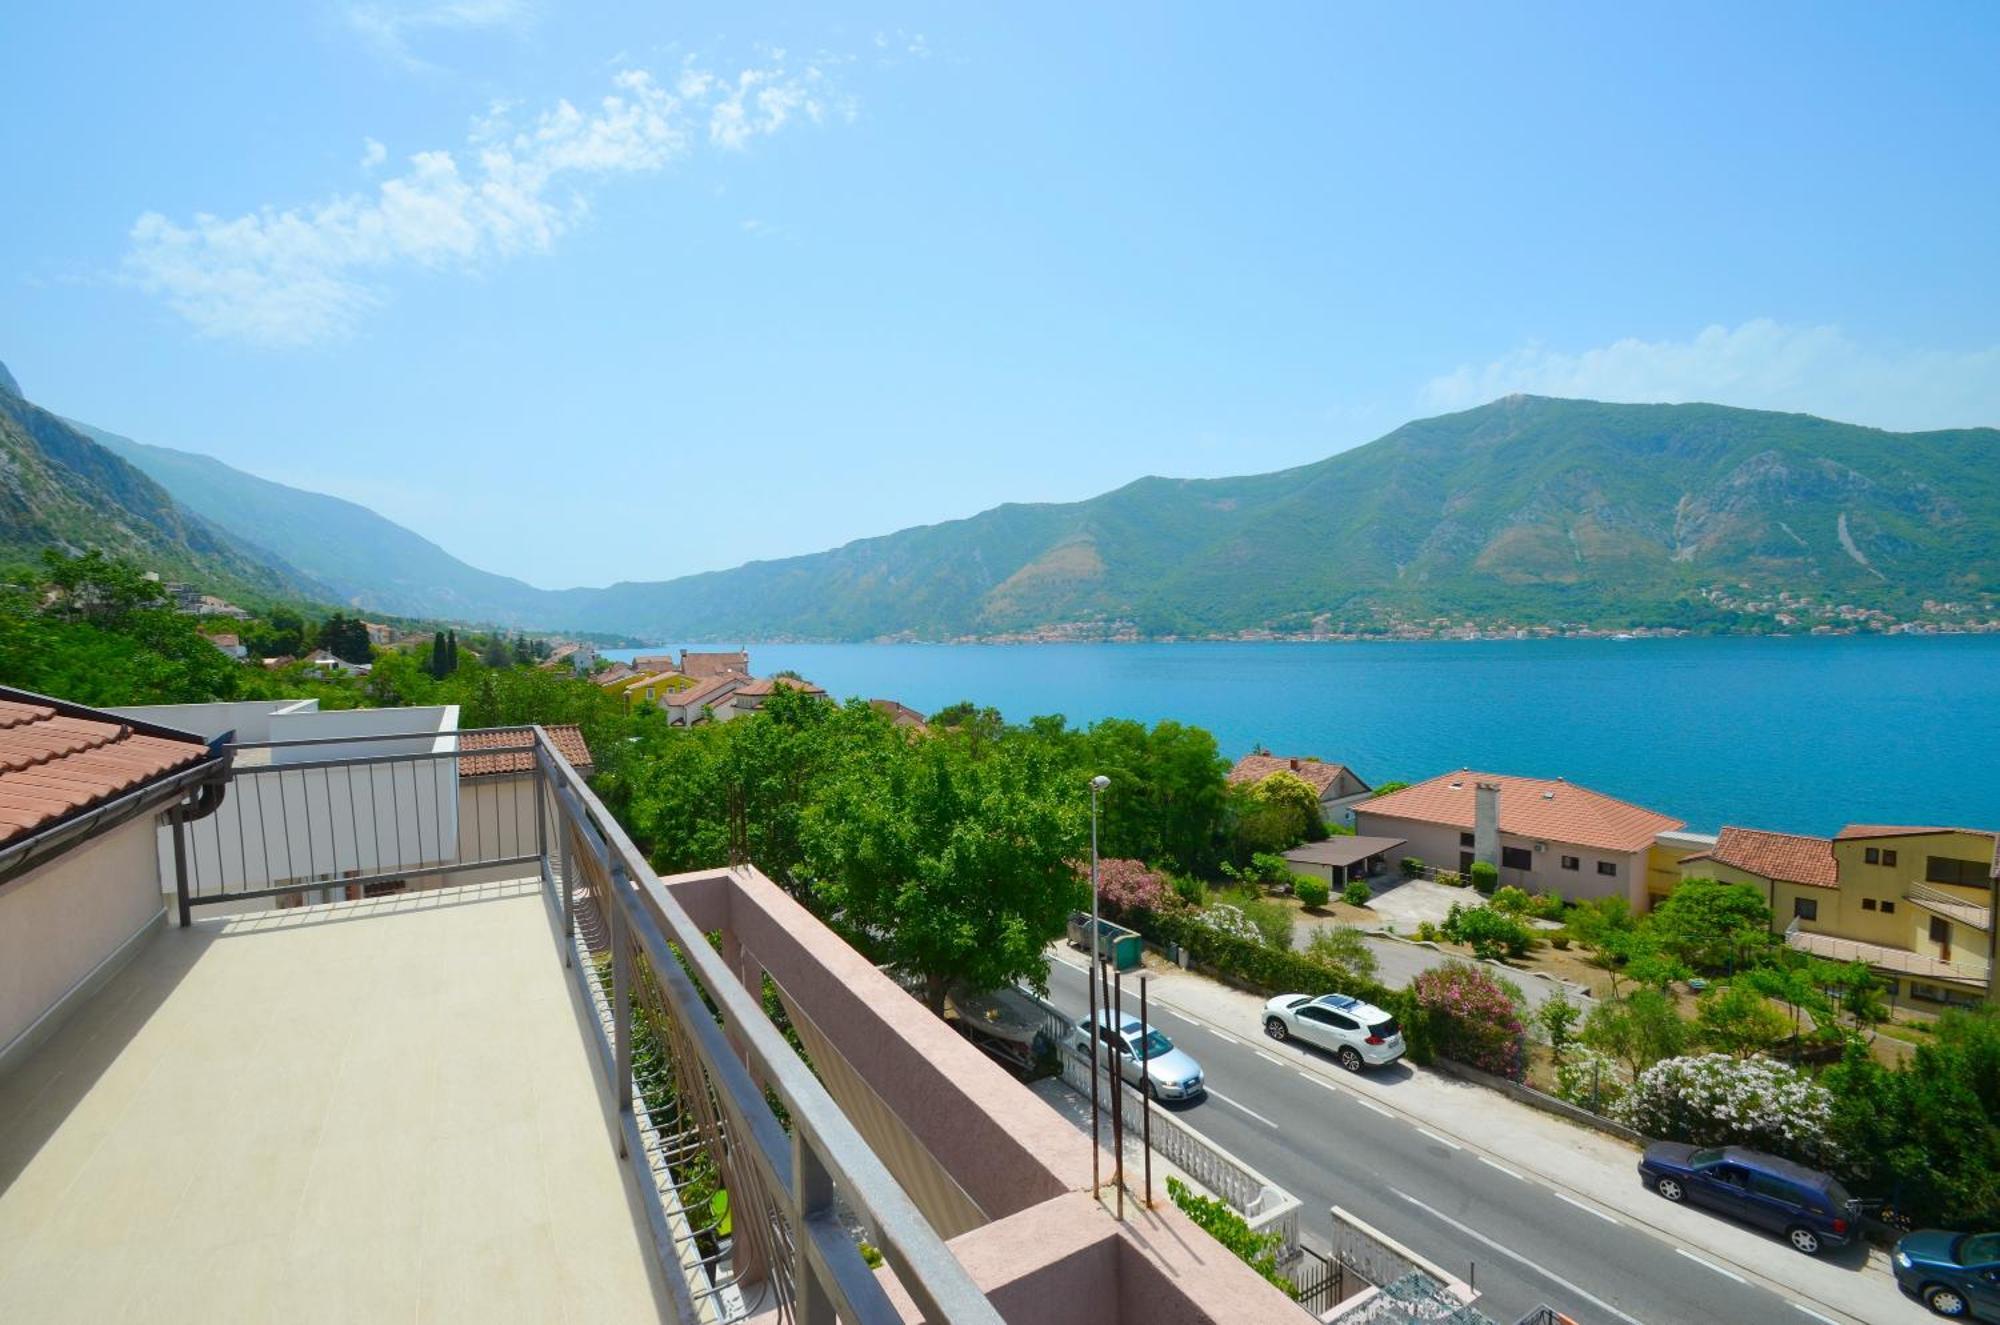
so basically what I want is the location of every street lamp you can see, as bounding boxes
[1087,774,1110,1195]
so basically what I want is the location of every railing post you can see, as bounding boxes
[792,1128,837,1325]
[533,754,551,895]
[170,802,192,928]
[610,861,633,1160]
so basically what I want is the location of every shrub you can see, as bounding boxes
[1411,962,1526,1080]
[1614,1054,1840,1167]
[1192,903,1264,946]
[1434,870,1464,888]
[1166,1177,1295,1297]
[1305,924,1379,981]
[1095,858,1169,919]
[1468,861,1499,895]
[1442,902,1534,960]
[1583,989,1689,1077]
[1294,875,1331,908]
[1490,885,1533,916]
[1248,851,1295,886]
[1341,879,1373,908]
[1550,929,1572,950]
[1400,856,1425,879]
[1534,990,1583,1063]
[1528,892,1567,922]
[1209,888,1294,950]
[1554,1048,1629,1112]
[1414,920,1440,943]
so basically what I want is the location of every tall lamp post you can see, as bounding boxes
[1087,774,1110,1196]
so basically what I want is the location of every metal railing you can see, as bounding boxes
[170,725,1006,1325]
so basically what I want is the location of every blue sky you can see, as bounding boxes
[3,2,1997,589]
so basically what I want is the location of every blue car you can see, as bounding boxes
[1895,1230,2000,1320]
[1637,1142,1859,1256]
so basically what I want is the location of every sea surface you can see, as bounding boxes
[603,636,2000,837]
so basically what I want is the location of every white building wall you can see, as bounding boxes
[1353,811,1646,905]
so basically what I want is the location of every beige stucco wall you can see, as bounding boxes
[0,817,165,1066]
[1831,830,1994,953]
[1353,810,1646,905]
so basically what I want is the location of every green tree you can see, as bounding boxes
[1694,983,1793,1057]
[317,612,373,664]
[1304,924,1378,981]
[429,630,450,679]
[1079,718,1230,876]
[803,721,1086,1015]
[1229,770,1324,856]
[1583,988,1688,1077]
[1647,878,1773,973]
[1535,990,1582,1064]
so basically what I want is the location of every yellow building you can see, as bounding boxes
[622,671,695,707]
[1680,824,1998,1006]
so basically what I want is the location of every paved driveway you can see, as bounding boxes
[1355,875,1471,929]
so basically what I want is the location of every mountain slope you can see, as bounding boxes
[548,396,1999,638]
[80,422,558,622]
[0,364,326,603]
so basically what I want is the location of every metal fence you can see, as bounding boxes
[167,727,553,919]
[1289,1246,1355,1316]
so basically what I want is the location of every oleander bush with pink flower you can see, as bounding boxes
[1411,961,1526,1080]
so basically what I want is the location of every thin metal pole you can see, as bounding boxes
[1088,776,1104,1196]
[1140,974,1153,1206]
[534,759,551,893]
[170,803,191,928]
[610,861,633,1159]
[1112,966,1125,1219]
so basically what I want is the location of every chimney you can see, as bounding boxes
[1289,758,1300,772]
[1474,782,1501,866]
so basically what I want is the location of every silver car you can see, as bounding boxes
[1071,1010,1205,1100]
[1262,992,1406,1071]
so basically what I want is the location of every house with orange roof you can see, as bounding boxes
[1684,823,1999,1006]
[663,672,753,726]
[727,675,827,719]
[1354,769,1685,906]
[1226,754,1373,826]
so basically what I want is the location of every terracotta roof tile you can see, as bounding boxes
[732,676,824,699]
[1359,770,1683,855]
[1226,755,1361,797]
[1682,827,1839,890]
[458,725,594,778]
[0,690,211,848]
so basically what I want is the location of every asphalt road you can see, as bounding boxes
[1043,958,1869,1325]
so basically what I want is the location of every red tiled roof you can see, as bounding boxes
[1359,770,1683,855]
[869,699,928,729]
[458,724,594,778]
[732,676,824,698]
[1682,827,1839,890]
[667,674,748,709]
[0,694,211,848]
[592,664,638,687]
[681,650,749,679]
[1226,755,1363,797]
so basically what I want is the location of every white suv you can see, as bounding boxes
[1262,993,1405,1071]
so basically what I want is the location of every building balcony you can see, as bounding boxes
[1785,927,1990,990]
[0,713,1308,1324]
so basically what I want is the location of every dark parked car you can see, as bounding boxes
[1895,1230,2000,1320]
[1637,1142,1860,1255]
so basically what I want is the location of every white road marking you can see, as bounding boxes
[1207,1089,1277,1128]
[1415,1127,1462,1151]
[1202,1026,1241,1045]
[1552,1189,1620,1225]
[1391,1188,1647,1325]
[1675,1248,1746,1283]
[1789,1304,1840,1325]
[1298,1071,1341,1093]
[1255,1049,1288,1068]
[1477,1155,1526,1182]
[1349,1094,1393,1118]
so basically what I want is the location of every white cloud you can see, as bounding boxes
[359,137,387,170]
[1420,319,2000,432]
[343,0,534,70]
[126,59,845,346]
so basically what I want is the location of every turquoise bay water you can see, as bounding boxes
[605,637,2000,836]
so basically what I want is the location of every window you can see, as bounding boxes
[1793,897,1819,921]
[1883,849,1898,867]
[1932,917,1952,946]
[1459,832,1475,848]
[1881,901,1896,915]
[1864,847,1880,865]
[1502,846,1532,871]
[1749,1174,1802,1205]
[1560,855,1580,871]
[1597,861,1618,877]
[1861,898,1877,911]
[1927,856,1988,887]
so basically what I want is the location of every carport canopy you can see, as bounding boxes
[1282,835,1407,873]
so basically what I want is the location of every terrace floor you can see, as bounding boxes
[0,878,670,1324]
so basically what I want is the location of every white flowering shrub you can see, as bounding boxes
[1613,1053,1839,1166]
[1194,903,1263,945]
[1553,1048,1629,1112]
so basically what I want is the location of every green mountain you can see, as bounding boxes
[43,387,2000,638]
[80,421,561,622]
[0,363,326,604]
[554,396,1999,638]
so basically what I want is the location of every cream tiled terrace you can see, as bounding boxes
[0,878,669,1325]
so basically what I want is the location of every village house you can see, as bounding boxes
[869,698,930,731]
[663,672,753,726]
[205,632,247,659]
[1226,754,1374,826]
[1355,769,1685,907]
[728,676,826,719]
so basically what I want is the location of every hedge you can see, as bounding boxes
[1134,909,1433,1064]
